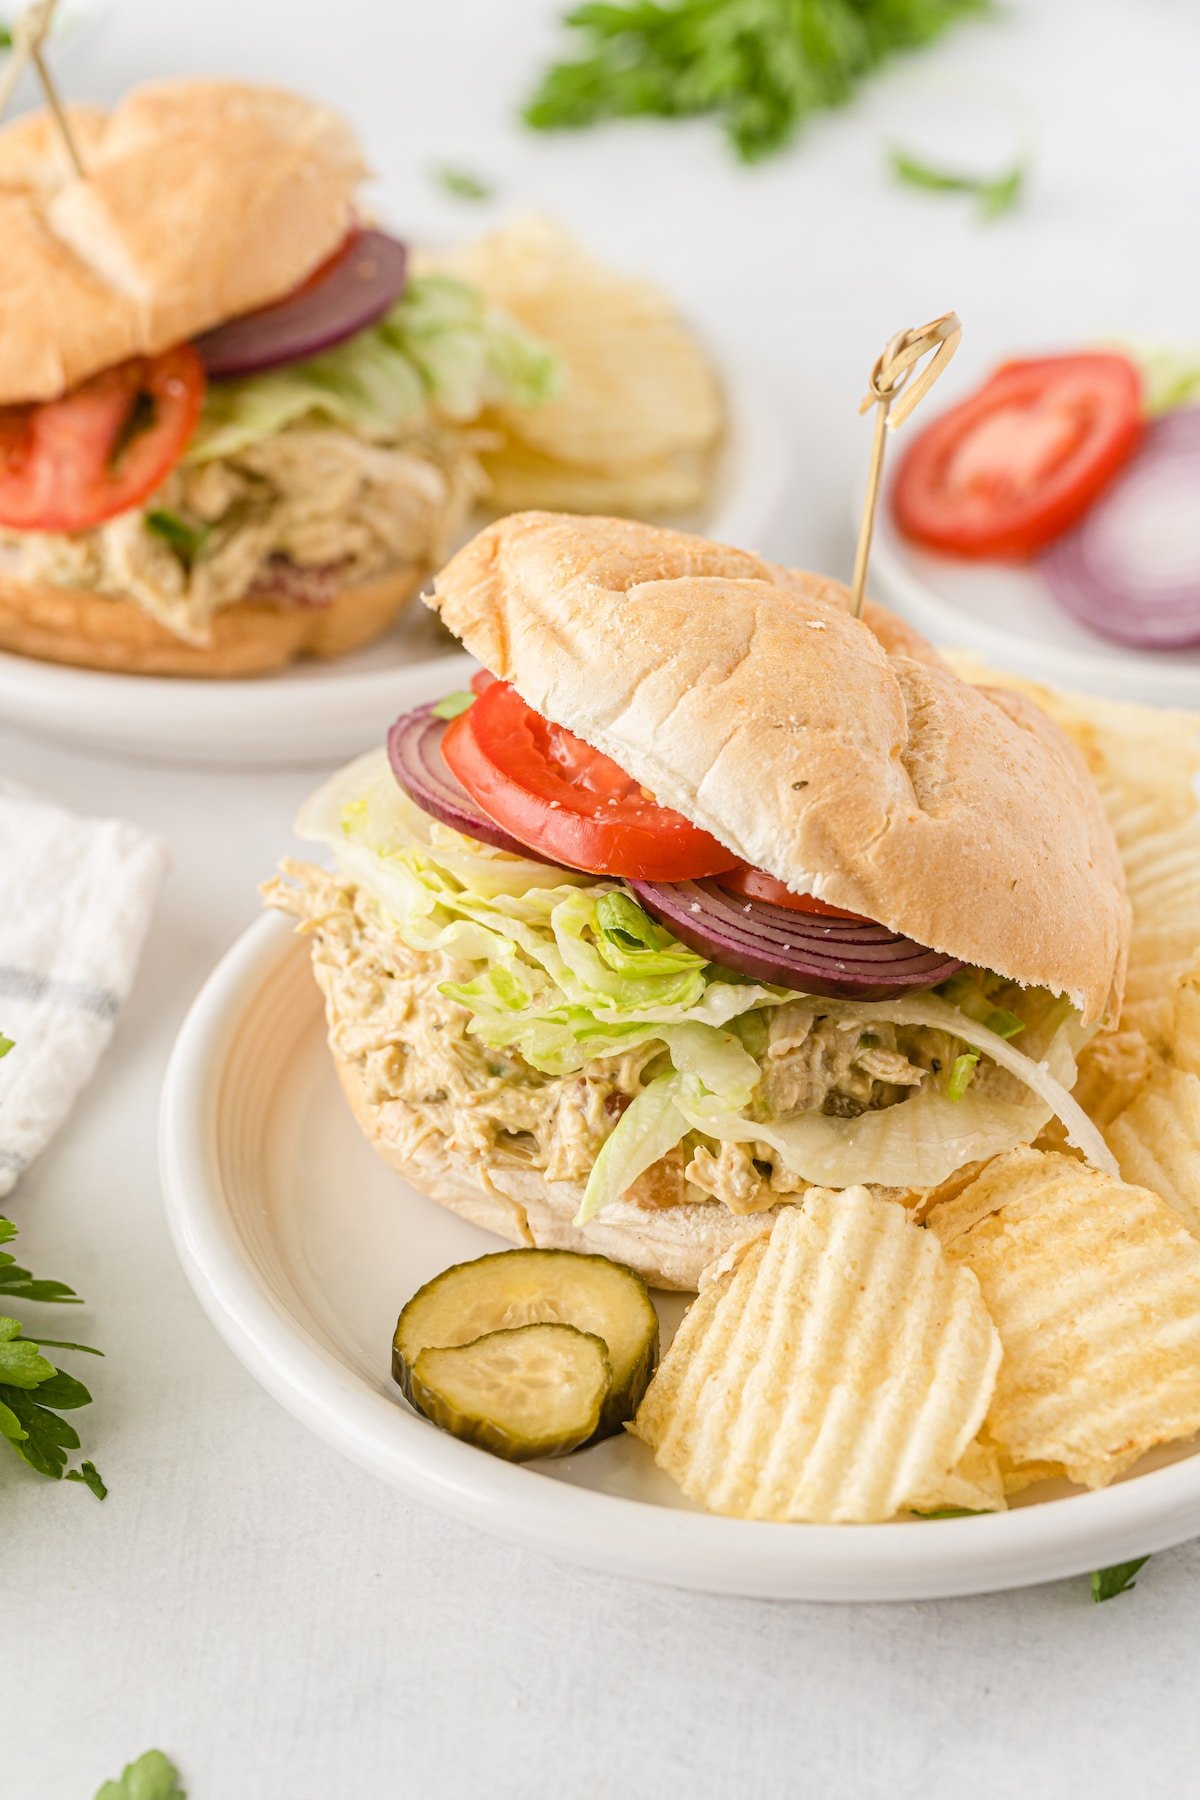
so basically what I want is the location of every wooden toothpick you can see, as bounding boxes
[849,312,961,618]
[0,0,86,177]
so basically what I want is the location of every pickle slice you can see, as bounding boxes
[392,1248,659,1440]
[410,1324,611,1462]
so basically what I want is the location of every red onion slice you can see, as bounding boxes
[1038,408,1200,648]
[195,230,408,379]
[629,880,962,999]
[387,703,553,859]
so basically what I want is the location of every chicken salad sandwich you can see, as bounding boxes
[0,85,721,677]
[269,511,1128,1289]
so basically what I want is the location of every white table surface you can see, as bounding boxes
[7,2,1200,1795]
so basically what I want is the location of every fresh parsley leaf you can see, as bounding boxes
[910,1505,989,1518]
[67,1458,108,1500]
[0,1217,104,1495]
[145,509,210,569]
[947,1050,980,1101]
[889,147,1025,218]
[524,0,989,164]
[0,1032,13,1057]
[432,165,493,201]
[431,690,476,720]
[1091,1556,1150,1603]
[95,1748,186,1800]
[0,26,11,52]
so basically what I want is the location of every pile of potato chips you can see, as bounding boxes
[633,668,1200,1523]
[427,217,725,517]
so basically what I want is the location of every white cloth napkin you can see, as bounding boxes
[0,782,167,1198]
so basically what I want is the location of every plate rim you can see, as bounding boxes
[160,910,1200,1600]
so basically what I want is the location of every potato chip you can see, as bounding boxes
[434,216,723,485]
[631,1187,1000,1523]
[1112,808,1200,1045]
[1106,1068,1200,1237]
[927,1146,1200,1488]
[1170,949,1200,1076]
[905,1439,1006,1516]
[1036,1025,1158,1158]
[481,437,713,518]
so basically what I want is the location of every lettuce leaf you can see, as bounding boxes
[188,274,560,462]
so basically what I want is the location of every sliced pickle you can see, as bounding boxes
[392,1248,659,1440]
[410,1324,611,1462]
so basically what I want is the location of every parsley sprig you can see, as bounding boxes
[524,0,988,163]
[95,1749,186,1800]
[890,146,1024,217]
[0,1217,105,1494]
[1091,1557,1150,1603]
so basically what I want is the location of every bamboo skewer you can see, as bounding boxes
[849,312,962,618]
[0,0,86,176]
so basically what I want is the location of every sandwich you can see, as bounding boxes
[268,511,1129,1290]
[0,83,720,677]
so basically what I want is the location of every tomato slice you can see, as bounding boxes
[892,353,1143,559]
[469,669,498,696]
[442,680,741,880]
[0,345,206,532]
[719,866,868,919]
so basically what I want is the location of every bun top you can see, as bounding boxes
[427,512,1129,1024]
[0,80,365,403]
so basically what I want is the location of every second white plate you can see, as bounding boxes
[0,359,791,767]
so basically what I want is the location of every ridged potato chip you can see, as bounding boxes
[1106,801,1200,1046]
[1036,1025,1159,1157]
[906,1439,1006,1516]
[1107,1068,1200,1237]
[927,1147,1200,1489]
[632,1188,1000,1523]
[1170,950,1200,1076]
[432,217,723,516]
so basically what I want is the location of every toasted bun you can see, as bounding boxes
[0,81,365,404]
[0,564,424,677]
[427,512,1129,1024]
[335,1056,774,1291]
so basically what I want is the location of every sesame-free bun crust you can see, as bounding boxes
[0,81,365,404]
[427,512,1129,1024]
[335,1056,774,1291]
[0,564,424,677]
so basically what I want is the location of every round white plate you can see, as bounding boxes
[161,911,1200,1600]
[0,361,791,768]
[868,468,1200,708]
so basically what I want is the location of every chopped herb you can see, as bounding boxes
[524,0,989,164]
[1091,1556,1150,1603]
[0,1032,13,1057]
[910,1504,989,1518]
[889,147,1025,218]
[431,690,476,721]
[432,165,494,201]
[982,1006,1025,1040]
[95,1748,186,1800]
[0,26,11,50]
[947,1050,980,1101]
[0,1217,104,1494]
[145,509,210,569]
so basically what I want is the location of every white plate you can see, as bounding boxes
[161,910,1200,1600]
[868,468,1200,708]
[0,361,791,768]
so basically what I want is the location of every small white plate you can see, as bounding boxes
[0,360,791,768]
[161,910,1200,1600]
[868,469,1200,708]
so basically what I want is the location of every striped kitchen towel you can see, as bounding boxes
[0,782,167,1197]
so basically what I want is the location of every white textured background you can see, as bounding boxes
[5,2,1200,1795]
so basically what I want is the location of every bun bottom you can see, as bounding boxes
[0,564,426,677]
[335,1057,776,1292]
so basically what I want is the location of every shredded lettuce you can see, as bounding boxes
[296,750,1107,1218]
[188,274,560,462]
